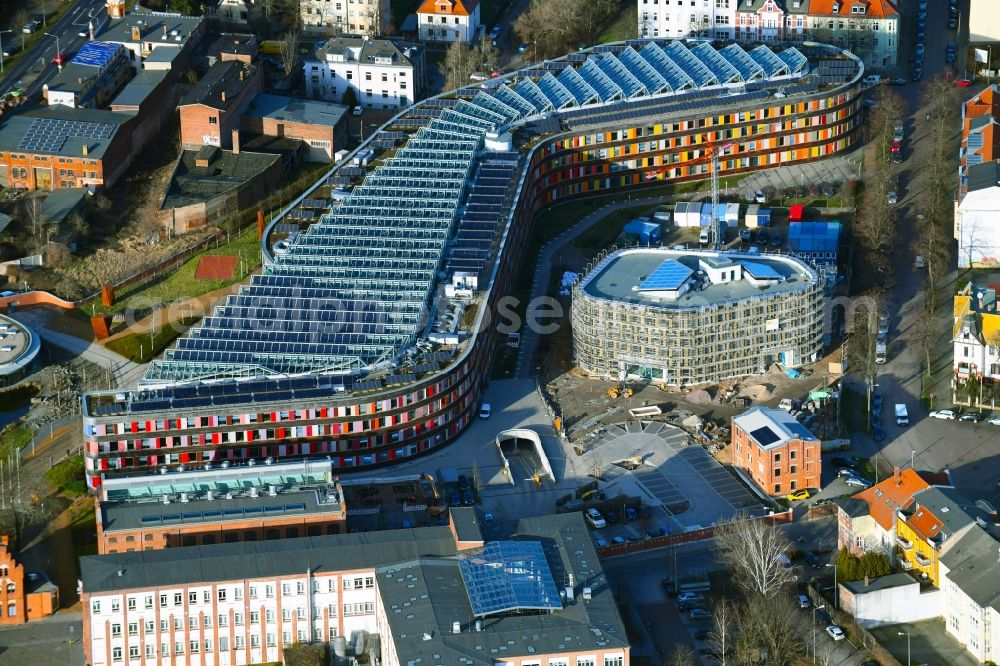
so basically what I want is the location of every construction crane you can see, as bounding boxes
[644,140,733,249]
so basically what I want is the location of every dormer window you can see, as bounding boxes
[832,3,839,13]
[852,3,866,14]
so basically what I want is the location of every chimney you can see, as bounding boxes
[232,129,240,154]
[163,25,168,36]
[206,490,214,501]
[131,25,141,41]
[864,575,870,587]
[268,484,277,496]
[250,486,259,498]
[88,21,94,40]
[82,144,89,156]
[239,68,245,81]
[893,466,901,481]
[221,90,227,103]
[180,492,189,503]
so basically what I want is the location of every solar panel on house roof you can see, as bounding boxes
[70,41,122,68]
[638,259,693,291]
[750,426,780,446]
[458,540,563,617]
[741,261,782,280]
[17,116,117,153]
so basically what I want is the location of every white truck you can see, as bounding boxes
[895,403,909,426]
[875,339,887,364]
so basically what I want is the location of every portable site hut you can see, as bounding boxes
[652,206,673,226]
[745,204,761,228]
[623,218,661,245]
[788,221,842,264]
[745,206,771,228]
[700,203,712,227]
[674,201,700,227]
[789,204,805,222]
[724,202,741,228]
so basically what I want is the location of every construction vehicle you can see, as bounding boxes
[607,385,634,398]
[419,472,447,516]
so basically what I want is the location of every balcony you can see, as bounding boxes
[914,552,932,567]
[899,558,914,571]
[896,535,913,550]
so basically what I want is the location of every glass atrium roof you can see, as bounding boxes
[458,541,563,617]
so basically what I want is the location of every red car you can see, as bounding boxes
[953,79,973,87]
[52,52,69,65]
[890,140,901,152]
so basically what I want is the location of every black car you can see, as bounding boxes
[873,422,886,442]
[462,489,475,505]
[830,456,857,469]
[890,77,908,86]
[757,229,769,245]
[694,629,712,641]
[805,551,822,569]
[458,475,470,491]
[815,609,831,625]
[770,233,783,247]
[740,228,755,243]
[960,411,983,423]
[605,511,619,524]
[678,602,705,613]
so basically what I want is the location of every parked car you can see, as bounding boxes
[770,233,783,247]
[585,508,606,529]
[605,511,619,524]
[694,629,712,641]
[893,124,904,142]
[518,42,528,53]
[786,489,810,501]
[678,601,703,612]
[844,476,872,489]
[948,14,957,29]
[757,229,769,246]
[826,625,846,641]
[677,592,704,603]
[594,537,608,547]
[754,189,766,204]
[953,79,974,87]
[888,191,898,205]
[830,456,858,469]
[688,608,713,621]
[797,594,811,609]
[449,490,461,506]
[624,506,638,521]
[960,411,983,422]
[488,25,501,40]
[988,415,1000,426]
[612,535,626,545]
[740,228,755,243]
[462,489,475,505]
[22,20,40,33]
[872,390,883,408]
[929,409,957,420]
[805,551,822,569]
[458,475,470,491]
[873,422,885,442]
[479,403,491,419]
[913,67,924,81]
[815,609,831,625]
[890,77,908,86]
[872,401,882,418]
[52,52,70,65]
[862,74,881,86]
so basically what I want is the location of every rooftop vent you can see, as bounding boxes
[250,486,259,498]
[452,621,460,634]
[206,490,214,501]
[180,493,189,503]
[162,495,170,505]
[269,484,277,497]
[422,632,433,641]
[582,587,592,601]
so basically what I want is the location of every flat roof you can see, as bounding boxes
[581,248,815,310]
[110,69,169,108]
[841,573,918,595]
[100,485,343,532]
[0,105,131,159]
[732,406,818,449]
[0,314,34,369]
[160,147,279,209]
[247,93,347,128]
[98,11,204,48]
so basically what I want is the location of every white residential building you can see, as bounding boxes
[952,284,1000,383]
[969,0,1000,43]
[203,0,260,28]
[955,161,1000,268]
[638,0,736,40]
[303,36,425,110]
[300,0,390,37]
[417,0,480,43]
[939,526,1000,663]
[639,0,899,72]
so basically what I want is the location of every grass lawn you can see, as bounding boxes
[45,454,87,498]
[104,317,199,363]
[0,425,34,459]
[89,226,260,316]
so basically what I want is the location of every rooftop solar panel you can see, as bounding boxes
[616,46,670,94]
[663,41,718,88]
[749,426,780,446]
[777,47,809,74]
[689,41,741,84]
[638,43,695,91]
[458,541,563,617]
[556,66,600,105]
[596,53,647,99]
[637,259,693,291]
[718,44,764,82]
[513,79,553,113]
[578,58,623,102]
[537,72,575,109]
[748,45,791,78]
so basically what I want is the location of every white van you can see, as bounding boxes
[699,229,710,245]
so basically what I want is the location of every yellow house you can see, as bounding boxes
[896,486,981,586]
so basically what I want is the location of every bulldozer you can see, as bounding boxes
[607,385,634,399]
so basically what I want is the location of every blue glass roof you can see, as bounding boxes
[71,41,123,68]
[741,261,782,279]
[638,259,693,291]
[458,541,563,617]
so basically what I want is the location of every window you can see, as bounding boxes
[91,600,101,614]
[235,636,245,649]
[266,609,276,622]
[189,592,197,604]
[188,616,197,629]
[296,581,305,594]
[6,602,15,617]
[111,599,121,612]
[774,468,782,478]
[173,593,182,606]
[266,584,275,598]
[127,598,136,611]
[267,633,277,647]
[128,622,138,636]
[190,640,200,654]
[234,612,244,626]
[129,646,139,660]
[145,596,153,609]
[219,637,229,652]
[219,614,228,627]
[112,624,122,637]
[209,117,218,125]
[250,586,258,600]
[218,589,227,602]
[604,657,625,666]
[204,639,213,653]
[144,620,154,632]
[112,647,123,662]
[250,611,260,624]
[145,645,155,659]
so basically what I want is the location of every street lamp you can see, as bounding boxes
[0,30,11,74]
[812,603,826,664]
[45,32,61,71]
[826,562,838,609]
[897,630,910,666]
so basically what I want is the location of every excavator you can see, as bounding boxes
[419,472,447,516]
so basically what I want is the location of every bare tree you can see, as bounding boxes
[513,0,619,60]
[662,644,696,666]
[708,598,735,666]
[714,515,794,599]
[442,40,476,91]
[21,194,48,250]
[732,595,809,666]
[280,28,300,76]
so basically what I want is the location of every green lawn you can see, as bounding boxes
[0,425,34,459]
[45,454,86,498]
[104,317,199,363]
[90,226,261,316]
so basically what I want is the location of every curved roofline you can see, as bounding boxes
[0,314,41,376]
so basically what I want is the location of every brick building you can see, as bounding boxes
[96,459,345,554]
[80,510,631,666]
[178,60,261,150]
[0,535,59,624]
[0,106,135,191]
[44,42,132,109]
[97,10,205,71]
[731,406,820,496]
[243,94,348,162]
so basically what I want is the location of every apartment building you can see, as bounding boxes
[639,0,899,71]
[204,0,261,29]
[953,283,1000,383]
[969,0,1000,43]
[836,467,929,560]
[572,249,825,387]
[730,406,820,496]
[178,60,261,150]
[955,85,1000,268]
[303,36,425,110]
[81,510,631,666]
[417,0,480,43]
[895,486,983,586]
[939,525,1000,663]
[300,0,390,36]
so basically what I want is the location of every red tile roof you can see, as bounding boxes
[852,468,929,531]
[417,0,479,17]
[808,0,898,19]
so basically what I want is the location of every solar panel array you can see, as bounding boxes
[638,259,694,291]
[71,41,123,69]
[140,39,828,389]
[458,541,563,617]
[17,117,116,153]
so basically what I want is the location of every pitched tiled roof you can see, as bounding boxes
[416,0,479,16]
[808,0,897,18]
[905,486,982,544]
[852,468,929,531]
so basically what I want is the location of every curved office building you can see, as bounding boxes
[81,39,864,489]
[571,248,825,386]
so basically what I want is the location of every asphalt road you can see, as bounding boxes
[1,0,107,99]
[848,0,1000,504]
